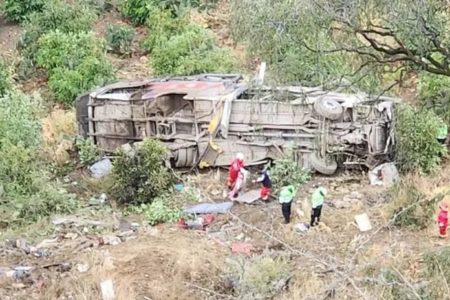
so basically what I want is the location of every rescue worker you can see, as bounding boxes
[228,153,245,199]
[437,197,449,238]
[253,165,272,201]
[279,185,296,223]
[311,184,327,226]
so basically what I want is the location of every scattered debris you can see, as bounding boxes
[178,214,216,230]
[101,279,116,300]
[184,202,233,214]
[36,238,59,249]
[354,213,372,232]
[332,192,363,209]
[76,263,90,273]
[231,242,254,255]
[89,193,108,206]
[369,162,399,187]
[52,216,107,227]
[295,223,310,233]
[90,158,112,179]
[100,235,122,246]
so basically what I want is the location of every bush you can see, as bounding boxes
[0,90,76,225]
[75,137,100,166]
[270,149,311,190]
[129,194,185,225]
[36,30,113,104]
[151,23,234,75]
[1,0,45,23]
[106,24,135,56]
[17,0,97,61]
[0,60,12,97]
[395,104,447,173]
[110,139,174,205]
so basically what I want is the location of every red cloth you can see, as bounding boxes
[228,159,244,188]
[260,186,271,200]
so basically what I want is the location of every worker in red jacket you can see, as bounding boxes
[228,153,245,199]
[438,198,449,238]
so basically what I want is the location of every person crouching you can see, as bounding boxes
[279,185,296,224]
[253,165,272,201]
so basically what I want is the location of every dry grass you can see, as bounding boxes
[41,108,76,165]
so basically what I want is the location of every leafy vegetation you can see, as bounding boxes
[0,89,76,225]
[109,139,174,205]
[106,24,135,56]
[76,137,100,167]
[419,73,450,126]
[127,194,185,225]
[36,30,113,104]
[394,104,447,173]
[1,0,45,22]
[0,60,12,97]
[270,149,311,190]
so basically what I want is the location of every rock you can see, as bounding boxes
[76,263,90,273]
[100,279,115,300]
[100,236,121,246]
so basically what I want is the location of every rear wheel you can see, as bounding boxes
[309,152,338,175]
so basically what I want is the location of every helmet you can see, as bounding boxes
[236,153,244,161]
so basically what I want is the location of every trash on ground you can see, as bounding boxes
[15,239,31,253]
[368,163,399,187]
[101,279,116,300]
[89,193,108,206]
[100,235,122,246]
[295,223,310,233]
[354,213,372,232]
[184,201,233,214]
[174,183,184,192]
[232,189,260,204]
[89,158,112,179]
[231,242,254,255]
[76,263,90,273]
[0,267,16,278]
[178,214,216,230]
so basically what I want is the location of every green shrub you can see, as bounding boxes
[17,0,97,61]
[129,194,185,225]
[270,148,311,190]
[0,90,76,225]
[106,24,135,56]
[119,0,200,24]
[151,23,234,75]
[0,60,12,97]
[1,0,45,23]
[395,104,447,173]
[36,30,113,104]
[110,139,174,205]
[75,137,100,166]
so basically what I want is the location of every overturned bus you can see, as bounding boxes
[76,74,398,175]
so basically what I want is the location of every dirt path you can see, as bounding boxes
[0,16,23,59]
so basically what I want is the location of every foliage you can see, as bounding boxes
[150,23,234,75]
[270,149,311,190]
[76,137,100,167]
[106,24,135,56]
[128,194,185,225]
[418,73,450,126]
[227,255,290,298]
[0,90,76,225]
[423,247,450,298]
[394,104,447,173]
[1,0,45,23]
[389,181,440,229]
[17,0,97,61]
[119,0,201,24]
[0,60,12,98]
[110,139,174,205]
[36,30,113,104]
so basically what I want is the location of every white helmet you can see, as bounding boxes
[236,153,244,161]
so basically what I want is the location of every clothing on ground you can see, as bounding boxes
[311,186,327,208]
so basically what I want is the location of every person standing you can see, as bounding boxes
[437,198,449,238]
[311,185,327,226]
[253,165,272,201]
[279,185,296,224]
[227,153,245,199]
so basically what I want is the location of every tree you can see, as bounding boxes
[231,0,450,88]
